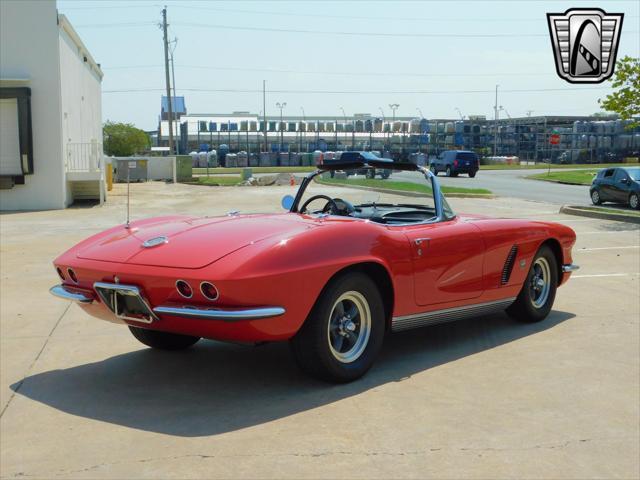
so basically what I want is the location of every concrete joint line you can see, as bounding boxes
[0,303,71,418]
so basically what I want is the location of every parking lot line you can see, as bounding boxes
[571,273,635,278]
[576,246,640,252]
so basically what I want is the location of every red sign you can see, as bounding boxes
[550,134,560,145]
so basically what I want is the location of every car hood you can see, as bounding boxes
[76,214,315,268]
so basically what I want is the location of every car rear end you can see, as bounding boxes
[453,151,479,176]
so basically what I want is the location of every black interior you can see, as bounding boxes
[302,196,436,224]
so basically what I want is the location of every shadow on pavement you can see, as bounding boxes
[11,310,574,437]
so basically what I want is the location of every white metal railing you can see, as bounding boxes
[66,140,103,172]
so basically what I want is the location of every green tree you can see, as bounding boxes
[103,121,150,156]
[599,56,640,128]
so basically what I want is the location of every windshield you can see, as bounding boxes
[626,168,640,181]
[296,168,453,225]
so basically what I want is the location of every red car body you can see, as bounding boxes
[51,192,576,344]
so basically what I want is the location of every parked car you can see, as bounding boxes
[336,151,391,179]
[590,167,640,209]
[50,157,578,383]
[430,150,479,177]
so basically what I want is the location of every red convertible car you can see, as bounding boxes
[51,155,578,382]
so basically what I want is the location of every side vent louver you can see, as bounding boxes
[501,245,518,285]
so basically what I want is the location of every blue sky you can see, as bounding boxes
[57,0,640,130]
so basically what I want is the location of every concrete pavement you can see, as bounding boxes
[1,182,638,479]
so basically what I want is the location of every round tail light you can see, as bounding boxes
[176,280,193,298]
[56,267,65,281]
[67,268,78,284]
[200,282,219,301]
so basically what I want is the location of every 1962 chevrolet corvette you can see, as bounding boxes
[51,154,578,382]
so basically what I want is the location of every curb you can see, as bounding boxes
[525,176,589,186]
[559,205,640,224]
[316,181,494,199]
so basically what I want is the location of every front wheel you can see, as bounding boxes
[430,165,438,176]
[469,171,477,178]
[591,189,602,205]
[128,326,200,350]
[290,272,385,383]
[445,166,452,177]
[629,193,639,210]
[506,245,558,323]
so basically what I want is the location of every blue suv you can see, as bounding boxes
[430,150,479,178]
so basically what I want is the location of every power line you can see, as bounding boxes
[172,21,558,37]
[102,63,555,78]
[103,86,611,94]
[168,4,640,23]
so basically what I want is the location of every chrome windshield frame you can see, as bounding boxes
[290,164,450,223]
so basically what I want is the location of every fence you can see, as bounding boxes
[65,141,103,172]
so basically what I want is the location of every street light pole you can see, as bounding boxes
[276,101,286,157]
[300,106,305,153]
[389,103,399,153]
[340,106,347,150]
[493,84,499,157]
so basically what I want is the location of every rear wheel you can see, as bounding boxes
[629,193,639,210]
[290,272,385,383]
[506,245,558,323]
[469,171,476,178]
[430,165,438,176]
[445,166,452,177]
[591,189,602,205]
[128,326,200,350]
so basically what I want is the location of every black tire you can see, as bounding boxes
[382,171,391,179]
[591,189,602,205]
[506,245,558,323]
[445,166,452,177]
[290,272,385,383]
[469,171,476,178]
[430,165,438,176]
[629,193,640,210]
[366,169,375,179]
[128,326,200,350]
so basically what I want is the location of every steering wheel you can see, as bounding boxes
[300,195,339,214]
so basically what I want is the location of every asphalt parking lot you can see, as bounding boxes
[1,181,639,479]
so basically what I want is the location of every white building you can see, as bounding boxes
[0,0,104,210]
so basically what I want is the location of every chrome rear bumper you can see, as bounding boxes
[153,305,286,321]
[562,264,580,273]
[50,284,285,322]
[50,285,93,304]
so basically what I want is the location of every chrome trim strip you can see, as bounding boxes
[50,285,93,304]
[391,297,516,332]
[153,305,286,321]
[562,264,580,272]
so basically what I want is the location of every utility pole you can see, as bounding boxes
[262,80,267,152]
[169,37,178,152]
[162,7,174,154]
[493,84,499,157]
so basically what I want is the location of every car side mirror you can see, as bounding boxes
[281,195,294,210]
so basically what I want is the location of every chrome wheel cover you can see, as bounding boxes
[631,194,639,209]
[591,190,600,204]
[327,291,371,363]
[529,257,551,309]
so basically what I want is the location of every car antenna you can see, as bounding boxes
[125,163,131,229]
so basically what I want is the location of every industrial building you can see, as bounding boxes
[0,0,104,210]
[158,99,640,162]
